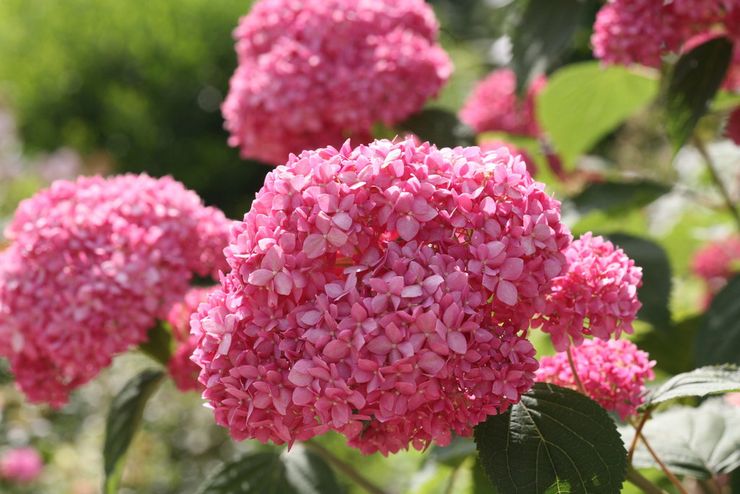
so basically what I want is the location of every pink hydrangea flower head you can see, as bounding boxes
[192,138,570,454]
[539,233,642,351]
[459,69,546,137]
[727,107,740,144]
[0,174,232,406]
[479,139,538,177]
[536,338,655,419]
[0,447,43,484]
[692,234,740,301]
[166,287,214,392]
[223,0,452,165]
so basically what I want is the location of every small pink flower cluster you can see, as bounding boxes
[223,0,452,165]
[166,287,214,392]
[0,447,43,484]
[192,138,571,454]
[536,338,655,419]
[0,174,231,406]
[592,0,740,90]
[539,233,643,351]
[479,140,538,177]
[459,69,546,138]
[692,234,740,302]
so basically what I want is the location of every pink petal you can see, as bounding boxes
[247,269,274,286]
[447,332,468,354]
[496,279,518,306]
[396,215,420,241]
[300,310,323,326]
[323,340,349,360]
[327,228,348,247]
[418,352,445,375]
[292,387,314,406]
[401,284,422,298]
[500,257,524,280]
[273,272,293,295]
[303,234,326,259]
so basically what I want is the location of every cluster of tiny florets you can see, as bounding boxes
[192,138,571,454]
[0,447,43,484]
[539,233,643,351]
[459,69,546,137]
[0,174,231,406]
[222,0,452,165]
[536,338,655,419]
[166,287,215,392]
[692,234,740,301]
[479,140,538,177]
[592,0,740,89]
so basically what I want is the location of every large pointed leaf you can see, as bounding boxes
[428,436,476,467]
[665,36,733,150]
[397,108,474,148]
[538,62,658,167]
[474,383,627,494]
[622,400,740,479]
[571,180,670,216]
[509,0,588,92]
[632,315,699,375]
[196,447,343,494]
[643,365,740,408]
[103,369,164,493]
[696,275,740,366]
[606,233,672,330]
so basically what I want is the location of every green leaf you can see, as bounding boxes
[665,36,733,150]
[474,383,627,494]
[103,369,164,494]
[696,276,740,366]
[605,233,672,330]
[571,180,671,216]
[509,0,588,92]
[397,108,474,148]
[428,436,476,467]
[196,447,343,494]
[138,322,173,366]
[623,399,740,479]
[632,315,699,375]
[537,62,659,167]
[472,458,498,494]
[644,365,740,408]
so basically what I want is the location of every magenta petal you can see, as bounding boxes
[496,279,518,306]
[418,352,445,375]
[292,387,314,406]
[273,272,293,295]
[323,340,349,359]
[303,234,327,259]
[247,269,274,286]
[396,215,420,241]
[500,257,524,280]
[447,332,468,354]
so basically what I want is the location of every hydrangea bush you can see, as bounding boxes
[0,0,739,493]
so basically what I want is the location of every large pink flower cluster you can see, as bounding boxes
[222,0,452,165]
[479,139,538,177]
[539,233,642,351]
[592,0,740,89]
[536,338,655,419]
[192,138,571,454]
[692,234,740,301]
[459,69,546,137]
[166,287,214,392]
[0,447,43,484]
[0,174,231,406]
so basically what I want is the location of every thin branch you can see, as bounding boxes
[304,440,388,494]
[693,135,740,230]
[626,465,670,494]
[637,430,688,494]
[443,463,462,494]
[566,345,587,395]
[628,411,651,463]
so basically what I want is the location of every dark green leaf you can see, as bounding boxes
[623,399,740,478]
[397,108,474,148]
[606,233,672,330]
[571,180,670,216]
[472,458,498,494]
[538,62,658,167]
[428,436,476,467]
[665,36,733,150]
[696,276,740,366]
[138,322,173,367]
[633,315,699,375]
[644,365,740,408]
[196,447,343,494]
[474,383,627,494]
[509,0,588,92]
[103,369,164,494]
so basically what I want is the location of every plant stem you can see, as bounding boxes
[628,411,651,462]
[443,463,462,494]
[566,345,587,395]
[304,440,388,494]
[626,465,670,494]
[637,430,688,494]
[693,135,740,230]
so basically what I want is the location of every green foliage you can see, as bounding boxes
[195,447,343,494]
[398,108,474,148]
[537,62,658,167]
[570,180,670,216]
[606,233,672,331]
[474,383,627,494]
[664,37,733,150]
[138,323,174,367]
[633,316,699,375]
[696,276,740,366]
[103,369,164,493]
[427,436,476,468]
[0,0,267,217]
[643,365,740,408]
[624,400,740,479]
[508,0,589,92]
